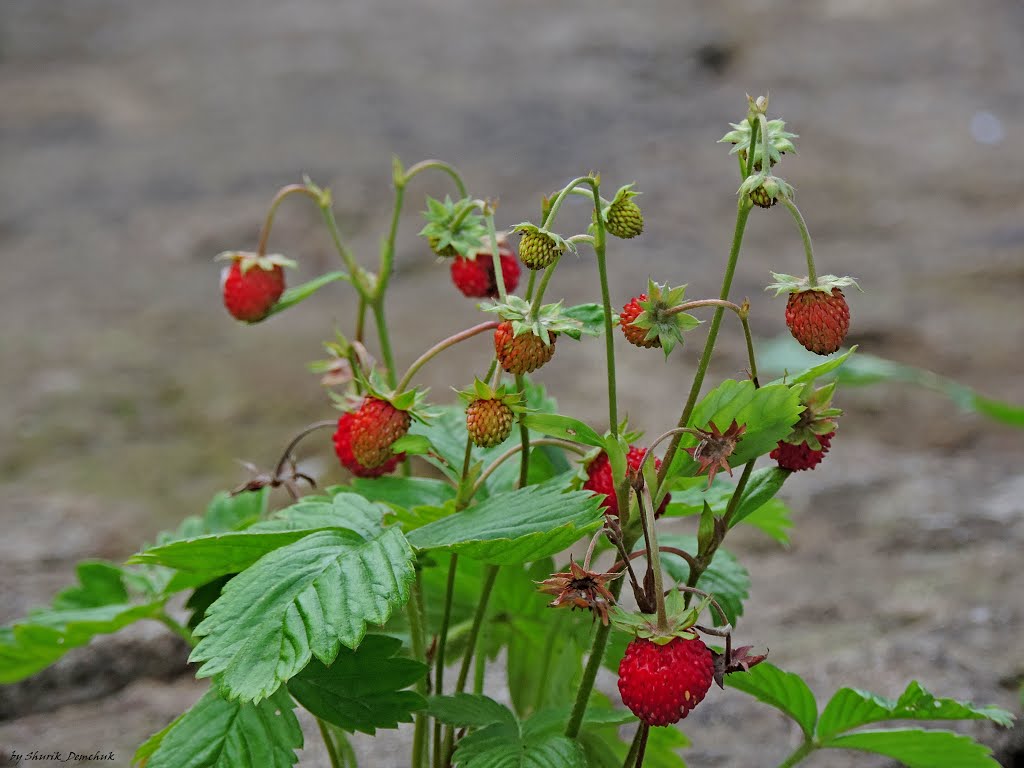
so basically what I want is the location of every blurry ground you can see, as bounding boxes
[2,0,1023,765]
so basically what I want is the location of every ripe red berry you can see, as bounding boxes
[347,397,411,470]
[222,260,286,323]
[494,320,556,375]
[333,412,403,478]
[785,288,850,355]
[771,431,834,471]
[618,636,714,726]
[620,294,659,348]
[583,447,669,519]
[449,247,520,299]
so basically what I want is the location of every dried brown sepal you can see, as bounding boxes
[685,419,748,488]
[711,645,770,689]
[536,558,623,625]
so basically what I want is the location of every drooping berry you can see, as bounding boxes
[347,397,412,470]
[219,252,294,323]
[605,197,644,239]
[620,294,659,348]
[618,636,714,726]
[466,399,515,448]
[583,446,670,519]
[518,229,563,270]
[333,412,403,478]
[785,288,850,355]
[449,239,521,298]
[494,321,556,374]
[771,431,834,471]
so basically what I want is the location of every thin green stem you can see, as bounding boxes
[317,718,344,768]
[591,182,618,438]
[524,270,538,302]
[666,298,744,316]
[658,198,752,487]
[665,299,759,386]
[541,176,594,229]
[433,552,459,768]
[376,184,406,298]
[407,574,428,768]
[622,725,645,768]
[633,724,651,768]
[776,740,816,768]
[354,295,367,343]
[317,204,363,287]
[528,260,560,316]
[742,314,760,387]
[473,626,487,694]
[397,321,500,392]
[565,529,639,739]
[471,438,589,497]
[372,301,398,389]
[744,118,760,179]
[443,565,500,764]
[636,491,667,630]
[780,197,817,285]
[515,375,530,488]
[157,613,195,647]
[484,212,508,303]
[402,159,468,198]
[721,460,755,529]
[256,184,321,257]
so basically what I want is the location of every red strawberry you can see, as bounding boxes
[449,241,521,299]
[347,397,411,470]
[494,321,556,374]
[583,446,670,519]
[771,430,834,471]
[333,412,403,478]
[618,636,714,726]
[620,294,659,348]
[221,258,287,323]
[784,288,850,355]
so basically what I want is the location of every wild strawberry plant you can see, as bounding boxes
[2,95,1018,768]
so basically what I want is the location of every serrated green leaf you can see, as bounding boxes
[740,499,793,546]
[406,481,604,565]
[52,561,130,609]
[816,681,1014,740]
[821,728,1000,767]
[288,634,427,734]
[561,303,607,337]
[518,413,606,448]
[760,337,1024,428]
[135,686,302,768]
[729,467,789,527]
[330,476,456,511]
[428,693,516,728]
[663,467,789,537]
[768,346,857,387]
[664,381,802,482]
[453,715,587,768]
[724,662,818,738]
[157,489,268,546]
[190,527,415,702]
[266,271,349,316]
[656,535,749,627]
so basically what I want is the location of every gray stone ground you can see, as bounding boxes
[2,0,1023,765]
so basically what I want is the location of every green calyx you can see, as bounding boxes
[625,280,702,358]
[512,223,574,270]
[418,195,488,259]
[596,183,644,239]
[609,590,712,643]
[783,381,842,449]
[738,174,794,209]
[216,251,297,273]
[766,272,861,296]
[456,379,527,411]
[482,295,589,344]
[719,118,798,170]
[333,367,433,423]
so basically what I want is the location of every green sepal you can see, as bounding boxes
[481,295,590,344]
[626,279,702,358]
[215,250,298,272]
[766,272,861,296]
[418,195,488,258]
[719,117,798,168]
[510,222,578,256]
[738,173,794,204]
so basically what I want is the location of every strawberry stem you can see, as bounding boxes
[256,183,321,259]
[779,196,818,286]
[396,321,500,392]
[742,116,760,179]
[589,178,619,438]
[632,723,651,768]
[401,158,468,198]
[636,489,669,631]
[483,211,508,303]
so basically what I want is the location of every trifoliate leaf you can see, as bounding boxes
[724,662,818,738]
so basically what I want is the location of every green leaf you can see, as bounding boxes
[663,467,789,538]
[821,728,1000,767]
[657,535,750,627]
[267,271,350,316]
[561,303,607,337]
[329,476,456,512]
[190,526,416,702]
[0,562,165,684]
[724,662,818,738]
[390,434,434,455]
[761,337,1024,428]
[428,693,517,728]
[665,381,803,480]
[157,489,268,545]
[518,413,606,448]
[407,479,604,565]
[453,713,587,768]
[729,467,789,527]
[287,634,427,734]
[767,346,857,386]
[579,716,689,768]
[134,686,302,768]
[816,681,1014,740]
[740,499,793,546]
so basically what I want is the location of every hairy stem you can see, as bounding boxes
[396,321,499,392]
[780,197,818,286]
[590,182,618,437]
[256,184,321,257]
[407,574,428,768]
[402,158,468,198]
[372,301,398,389]
[484,212,508,303]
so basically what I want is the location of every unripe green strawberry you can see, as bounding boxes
[618,636,714,726]
[518,229,563,270]
[605,197,644,239]
[494,320,556,374]
[466,399,514,448]
[348,397,412,469]
[749,185,776,209]
[785,288,850,355]
[428,235,458,259]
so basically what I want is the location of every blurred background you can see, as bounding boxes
[2,0,1023,765]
